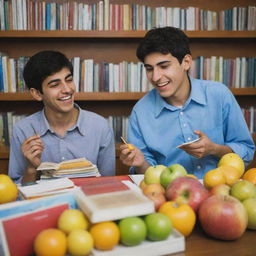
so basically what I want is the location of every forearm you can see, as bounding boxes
[211,143,233,158]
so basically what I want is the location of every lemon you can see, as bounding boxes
[0,174,18,204]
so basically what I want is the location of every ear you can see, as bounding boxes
[30,88,43,101]
[182,54,192,71]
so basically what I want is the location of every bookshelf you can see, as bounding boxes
[0,0,256,175]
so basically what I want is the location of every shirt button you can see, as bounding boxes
[180,112,183,115]
[188,137,191,141]
[61,157,65,160]
[183,123,186,127]
[197,165,201,169]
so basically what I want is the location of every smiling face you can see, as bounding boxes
[144,52,192,106]
[31,67,76,116]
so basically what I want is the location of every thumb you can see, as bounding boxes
[194,130,205,138]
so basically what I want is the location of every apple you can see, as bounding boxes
[118,217,147,246]
[210,184,231,196]
[144,165,168,184]
[199,195,248,240]
[242,197,256,230]
[230,180,256,201]
[144,192,166,211]
[160,164,187,189]
[144,213,172,241]
[165,176,209,212]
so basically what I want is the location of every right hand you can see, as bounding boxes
[119,144,145,167]
[21,135,44,168]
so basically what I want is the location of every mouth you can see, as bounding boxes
[156,81,170,88]
[58,94,73,101]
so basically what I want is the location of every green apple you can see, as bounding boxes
[243,197,256,230]
[230,180,256,201]
[144,213,172,241]
[118,217,147,246]
[144,165,168,184]
[160,164,187,189]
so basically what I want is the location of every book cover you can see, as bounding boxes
[0,203,69,256]
[75,178,154,223]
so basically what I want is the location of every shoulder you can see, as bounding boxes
[79,109,109,126]
[13,111,41,130]
[133,89,156,111]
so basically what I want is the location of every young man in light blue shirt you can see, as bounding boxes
[120,27,255,178]
[9,51,115,184]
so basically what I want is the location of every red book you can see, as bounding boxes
[0,204,68,256]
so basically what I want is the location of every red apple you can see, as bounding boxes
[165,177,209,212]
[145,192,167,211]
[210,184,231,196]
[199,195,248,240]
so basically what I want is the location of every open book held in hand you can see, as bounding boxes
[75,178,154,223]
[37,157,100,178]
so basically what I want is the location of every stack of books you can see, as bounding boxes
[37,158,100,178]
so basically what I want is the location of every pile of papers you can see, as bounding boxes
[37,158,100,178]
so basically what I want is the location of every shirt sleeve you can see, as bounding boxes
[222,88,255,166]
[96,123,116,176]
[8,125,27,184]
[128,110,157,167]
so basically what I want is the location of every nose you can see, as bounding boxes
[61,82,73,93]
[151,68,162,82]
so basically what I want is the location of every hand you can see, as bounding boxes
[119,143,145,167]
[21,135,44,168]
[179,130,216,158]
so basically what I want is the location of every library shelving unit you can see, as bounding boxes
[0,0,256,175]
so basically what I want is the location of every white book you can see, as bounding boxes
[235,57,241,88]
[78,3,83,30]
[232,7,237,31]
[2,56,8,92]
[73,2,78,30]
[186,7,195,30]
[108,63,114,92]
[0,0,5,30]
[240,57,247,88]
[210,56,217,81]
[166,7,173,27]
[180,9,185,30]
[73,57,80,92]
[113,64,119,92]
[249,106,254,133]
[9,58,16,92]
[104,0,109,30]
[173,7,180,28]
[219,56,223,83]
[98,1,104,30]
[87,59,94,92]
[16,0,23,30]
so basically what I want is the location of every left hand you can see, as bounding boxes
[179,130,216,158]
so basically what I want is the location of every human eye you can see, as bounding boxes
[145,66,153,72]
[49,82,59,88]
[66,76,73,83]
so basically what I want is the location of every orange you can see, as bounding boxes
[218,153,245,178]
[218,165,240,186]
[203,168,226,189]
[34,228,67,256]
[243,168,256,185]
[159,201,196,237]
[90,221,120,250]
[0,174,18,204]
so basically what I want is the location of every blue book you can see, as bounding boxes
[0,56,3,92]
[46,3,51,30]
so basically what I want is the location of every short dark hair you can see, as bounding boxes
[136,27,191,64]
[23,50,73,93]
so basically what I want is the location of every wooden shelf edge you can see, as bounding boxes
[0,92,146,101]
[0,30,255,38]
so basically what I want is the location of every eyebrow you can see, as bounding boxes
[47,73,73,85]
[144,60,171,68]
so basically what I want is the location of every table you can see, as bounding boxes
[172,223,256,256]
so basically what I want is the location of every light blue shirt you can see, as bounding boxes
[128,78,255,178]
[9,104,115,183]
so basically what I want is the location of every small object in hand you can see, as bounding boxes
[120,136,134,150]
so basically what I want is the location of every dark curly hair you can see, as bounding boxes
[136,27,191,64]
[23,50,73,93]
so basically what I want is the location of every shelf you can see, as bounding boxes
[0,30,255,39]
[1,89,256,102]
[0,92,146,101]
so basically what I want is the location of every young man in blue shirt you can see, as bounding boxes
[120,27,255,178]
[9,51,115,184]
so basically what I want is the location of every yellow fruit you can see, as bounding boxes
[243,168,256,185]
[218,153,245,178]
[186,174,197,179]
[34,228,67,256]
[90,221,120,250]
[218,165,241,186]
[139,179,147,190]
[67,229,94,256]
[0,174,18,204]
[203,168,226,189]
[58,209,89,234]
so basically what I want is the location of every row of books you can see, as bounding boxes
[190,57,256,88]
[242,107,256,134]
[1,54,256,93]
[0,0,255,31]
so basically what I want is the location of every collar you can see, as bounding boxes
[154,77,207,117]
[37,104,85,136]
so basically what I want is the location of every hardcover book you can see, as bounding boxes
[75,178,154,223]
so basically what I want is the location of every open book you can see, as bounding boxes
[18,178,77,199]
[75,177,154,223]
[37,158,100,178]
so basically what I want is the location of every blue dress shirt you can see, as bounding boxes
[9,104,115,183]
[128,78,255,178]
